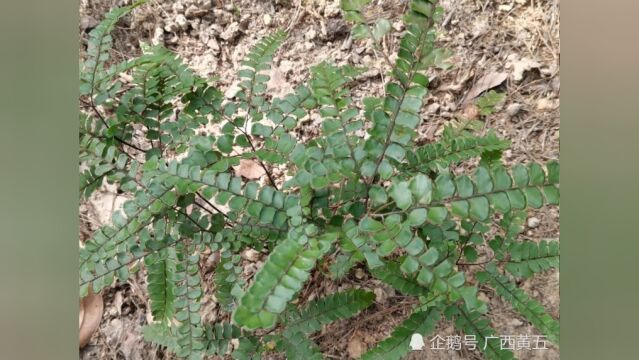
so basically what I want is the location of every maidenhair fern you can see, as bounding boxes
[79,0,560,359]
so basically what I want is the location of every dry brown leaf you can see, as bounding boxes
[461,103,480,119]
[233,159,266,180]
[463,72,508,105]
[79,291,104,348]
[347,333,367,359]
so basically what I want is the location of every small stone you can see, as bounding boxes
[151,26,165,45]
[324,1,341,17]
[515,0,527,4]
[551,76,561,92]
[373,287,388,303]
[536,98,556,110]
[175,14,188,30]
[263,14,272,26]
[166,34,180,44]
[527,217,541,228]
[207,38,220,52]
[355,268,365,279]
[164,22,180,33]
[305,28,317,41]
[172,2,185,13]
[510,318,524,326]
[220,22,240,41]
[242,249,260,262]
[506,103,523,117]
[477,291,490,303]
[426,103,440,114]
[80,15,99,32]
[304,41,314,50]
[498,4,513,11]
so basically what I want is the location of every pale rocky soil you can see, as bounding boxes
[79,0,560,359]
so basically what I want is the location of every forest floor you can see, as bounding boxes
[79,0,560,359]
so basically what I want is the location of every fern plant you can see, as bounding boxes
[79,0,560,359]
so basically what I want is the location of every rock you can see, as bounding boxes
[164,21,180,33]
[498,4,513,11]
[355,268,365,279]
[527,217,541,228]
[263,14,272,27]
[551,76,561,92]
[305,28,317,41]
[426,103,440,114]
[172,2,185,13]
[506,103,523,117]
[166,34,180,44]
[242,249,260,262]
[507,55,541,82]
[207,38,220,52]
[324,1,341,17]
[510,318,524,326]
[373,287,389,303]
[220,22,240,41]
[536,98,556,110]
[175,14,189,30]
[213,9,232,25]
[477,291,490,303]
[151,26,165,45]
[80,15,99,32]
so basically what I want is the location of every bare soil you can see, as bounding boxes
[79,0,560,359]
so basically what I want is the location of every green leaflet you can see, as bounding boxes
[362,309,441,360]
[205,322,245,356]
[80,1,147,95]
[450,306,516,360]
[142,323,178,351]
[79,187,174,296]
[232,228,338,330]
[370,261,429,297]
[172,242,206,359]
[478,264,560,343]
[238,30,287,116]
[276,331,323,360]
[282,289,375,334]
[214,255,240,313]
[378,162,560,223]
[405,132,511,174]
[145,247,177,322]
[145,159,294,230]
[505,240,560,278]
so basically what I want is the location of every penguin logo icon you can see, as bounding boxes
[409,333,425,351]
